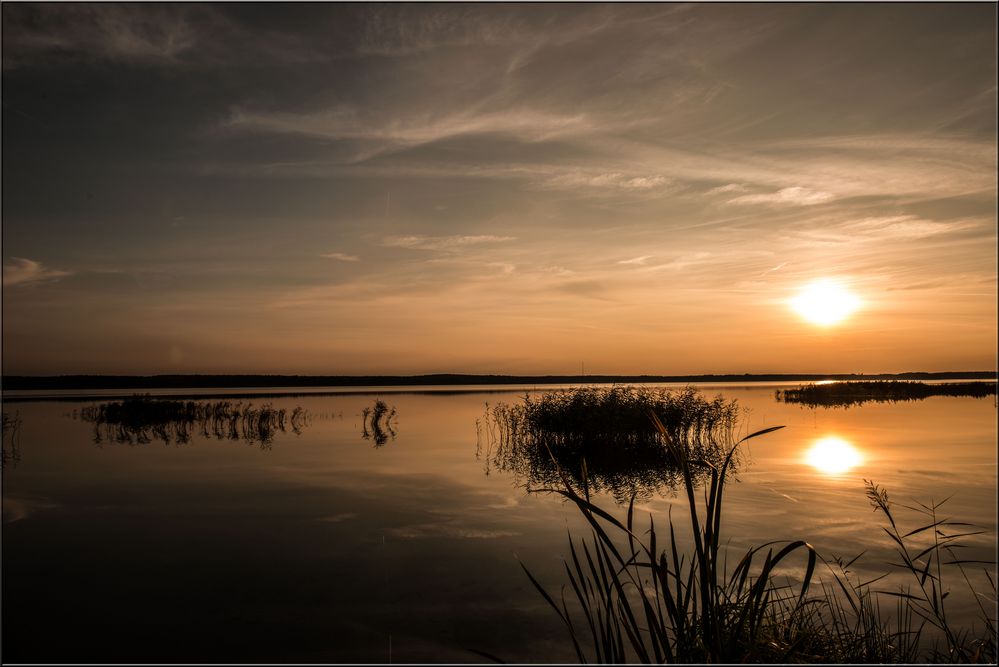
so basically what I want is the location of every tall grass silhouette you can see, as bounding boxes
[522,413,996,663]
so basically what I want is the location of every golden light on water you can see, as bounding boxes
[804,436,864,475]
[790,279,861,326]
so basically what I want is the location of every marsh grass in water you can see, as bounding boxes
[477,387,740,500]
[522,415,997,663]
[361,398,397,446]
[776,380,997,408]
[78,395,310,446]
[2,411,22,468]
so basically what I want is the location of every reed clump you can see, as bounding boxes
[2,411,22,468]
[776,380,997,408]
[477,387,739,500]
[78,395,309,446]
[361,398,397,446]
[524,416,997,663]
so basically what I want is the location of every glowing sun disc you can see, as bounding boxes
[790,279,861,326]
[804,437,863,475]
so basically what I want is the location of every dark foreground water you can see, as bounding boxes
[2,383,996,662]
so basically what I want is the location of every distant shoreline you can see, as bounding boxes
[3,371,995,392]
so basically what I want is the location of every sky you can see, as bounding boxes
[2,3,996,376]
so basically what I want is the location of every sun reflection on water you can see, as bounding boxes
[804,436,864,475]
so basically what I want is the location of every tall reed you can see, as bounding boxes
[523,415,997,663]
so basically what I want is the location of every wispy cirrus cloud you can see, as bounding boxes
[841,215,979,240]
[727,186,836,207]
[1,4,203,67]
[382,234,516,251]
[2,258,72,287]
[226,106,596,148]
[320,252,360,262]
[539,171,670,191]
[617,255,653,265]
[706,183,748,195]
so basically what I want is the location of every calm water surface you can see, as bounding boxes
[2,384,996,662]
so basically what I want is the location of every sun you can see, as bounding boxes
[804,436,864,475]
[789,279,861,326]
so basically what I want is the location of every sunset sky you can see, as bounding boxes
[2,3,996,375]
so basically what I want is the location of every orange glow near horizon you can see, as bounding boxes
[790,279,862,327]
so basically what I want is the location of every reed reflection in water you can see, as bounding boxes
[2,411,22,468]
[77,396,310,447]
[476,387,741,501]
[360,399,397,447]
[776,380,996,408]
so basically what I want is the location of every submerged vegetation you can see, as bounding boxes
[776,380,997,408]
[524,415,996,663]
[78,396,309,446]
[361,399,397,446]
[2,411,22,468]
[477,386,740,500]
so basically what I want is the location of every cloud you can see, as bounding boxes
[227,106,595,149]
[321,252,360,262]
[1,4,204,67]
[841,215,976,240]
[382,234,516,251]
[2,258,72,287]
[486,262,516,274]
[706,183,748,195]
[540,171,670,191]
[618,255,653,265]
[356,5,532,57]
[728,186,835,206]
[2,4,328,69]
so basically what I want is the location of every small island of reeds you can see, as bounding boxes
[78,395,309,446]
[478,386,740,500]
[775,380,997,408]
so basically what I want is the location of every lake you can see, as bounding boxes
[2,383,996,663]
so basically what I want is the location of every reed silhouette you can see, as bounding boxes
[78,396,309,447]
[361,398,397,446]
[522,415,997,663]
[2,411,22,468]
[776,380,996,408]
[477,387,740,501]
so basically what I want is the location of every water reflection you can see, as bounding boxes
[804,436,863,475]
[1,387,994,664]
[360,399,397,447]
[76,397,311,447]
[776,380,996,408]
[2,411,22,469]
[476,417,728,503]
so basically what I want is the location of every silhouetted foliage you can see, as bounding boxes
[78,395,309,447]
[524,417,996,663]
[776,381,996,408]
[477,386,740,501]
[2,411,22,469]
[361,399,397,446]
